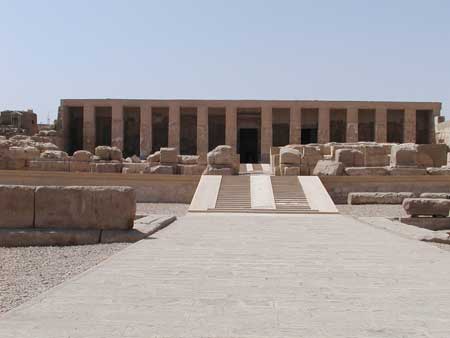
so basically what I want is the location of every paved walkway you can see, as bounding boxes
[2,213,450,337]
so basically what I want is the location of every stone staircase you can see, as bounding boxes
[189,175,338,214]
[212,176,251,212]
[270,176,314,213]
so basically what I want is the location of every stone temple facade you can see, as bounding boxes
[59,99,441,163]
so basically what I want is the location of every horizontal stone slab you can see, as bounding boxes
[348,192,415,205]
[400,217,450,231]
[100,215,176,243]
[0,228,100,247]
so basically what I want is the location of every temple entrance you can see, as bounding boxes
[239,128,258,163]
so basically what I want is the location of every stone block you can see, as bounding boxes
[0,185,35,228]
[203,165,233,175]
[160,147,178,164]
[426,167,450,175]
[94,186,135,230]
[100,215,176,243]
[40,150,68,160]
[335,149,364,167]
[403,198,450,217]
[149,164,174,175]
[178,155,199,165]
[279,147,301,165]
[35,186,97,229]
[344,167,388,176]
[110,147,123,161]
[147,151,160,163]
[400,217,450,230]
[72,150,93,162]
[283,166,300,176]
[387,167,427,176]
[6,159,26,169]
[35,186,135,230]
[69,160,91,172]
[390,143,417,167]
[417,144,448,167]
[420,193,450,199]
[91,162,123,173]
[348,192,415,205]
[312,160,344,176]
[207,145,234,166]
[29,160,69,172]
[363,145,389,167]
[122,163,148,174]
[95,146,111,160]
[177,164,205,175]
[0,228,100,247]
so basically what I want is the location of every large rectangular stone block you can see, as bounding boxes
[35,186,136,230]
[94,186,136,230]
[35,186,97,229]
[0,185,35,228]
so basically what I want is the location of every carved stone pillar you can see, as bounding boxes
[289,106,301,144]
[318,107,330,144]
[83,104,95,153]
[140,104,152,158]
[346,107,358,142]
[404,108,416,143]
[225,106,237,152]
[168,104,180,151]
[375,107,387,143]
[111,102,123,150]
[197,105,208,156]
[261,105,272,162]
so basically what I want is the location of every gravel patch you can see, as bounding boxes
[337,204,406,218]
[0,243,128,314]
[137,203,189,217]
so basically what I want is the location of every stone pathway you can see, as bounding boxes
[1,213,450,337]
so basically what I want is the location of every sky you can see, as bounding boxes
[1,0,449,123]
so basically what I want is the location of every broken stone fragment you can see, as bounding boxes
[402,198,450,217]
[312,160,344,176]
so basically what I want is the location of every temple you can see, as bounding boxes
[59,99,441,162]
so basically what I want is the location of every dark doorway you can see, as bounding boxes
[239,128,258,163]
[123,107,140,158]
[95,107,112,147]
[68,107,83,155]
[416,110,432,144]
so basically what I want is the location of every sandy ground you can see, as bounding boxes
[0,243,129,314]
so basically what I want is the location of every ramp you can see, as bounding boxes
[189,175,338,214]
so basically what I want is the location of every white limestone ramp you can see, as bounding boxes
[189,175,338,214]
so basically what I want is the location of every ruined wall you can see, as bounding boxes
[435,118,450,146]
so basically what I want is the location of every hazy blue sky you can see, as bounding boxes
[1,0,449,122]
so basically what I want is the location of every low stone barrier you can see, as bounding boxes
[0,184,169,247]
[400,198,450,230]
[348,192,415,205]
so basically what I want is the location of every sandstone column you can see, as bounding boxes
[139,104,152,158]
[289,106,301,144]
[168,104,180,151]
[261,105,272,162]
[225,105,237,152]
[375,107,387,143]
[197,105,208,157]
[83,104,95,153]
[404,108,416,143]
[346,107,358,142]
[318,107,330,144]
[111,102,124,150]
